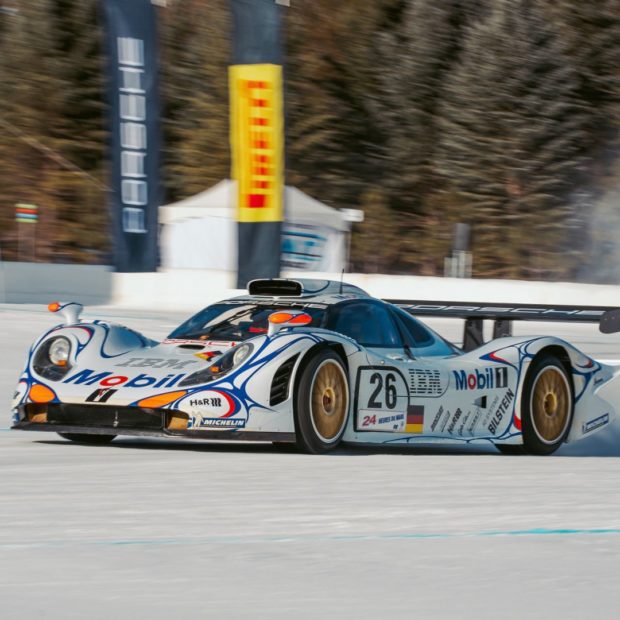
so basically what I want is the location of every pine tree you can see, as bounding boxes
[159,0,231,201]
[374,0,481,207]
[0,0,108,263]
[336,0,488,273]
[285,0,391,211]
[45,0,108,263]
[547,1,620,137]
[436,0,591,278]
[0,0,62,261]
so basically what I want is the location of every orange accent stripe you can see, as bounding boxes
[137,391,188,409]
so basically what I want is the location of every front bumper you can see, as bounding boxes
[12,403,295,443]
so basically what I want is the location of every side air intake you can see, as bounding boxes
[270,354,300,406]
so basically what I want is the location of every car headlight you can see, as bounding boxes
[232,343,253,367]
[48,337,71,366]
[33,336,73,381]
[179,343,254,387]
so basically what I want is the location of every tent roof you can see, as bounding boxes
[160,179,348,231]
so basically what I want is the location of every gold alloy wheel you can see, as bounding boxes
[530,366,571,444]
[310,360,349,443]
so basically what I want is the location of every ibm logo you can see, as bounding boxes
[118,37,148,233]
[408,368,444,396]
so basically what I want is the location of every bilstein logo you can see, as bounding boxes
[63,368,186,389]
[453,367,508,391]
[488,389,515,434]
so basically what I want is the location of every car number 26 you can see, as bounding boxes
[356,367,409,432]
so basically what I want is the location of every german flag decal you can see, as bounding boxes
[406,405,425,434]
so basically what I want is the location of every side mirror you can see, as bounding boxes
[48,301,83,325]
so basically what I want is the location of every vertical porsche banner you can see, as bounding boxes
[230,0,285,287]
[102,0,161,272]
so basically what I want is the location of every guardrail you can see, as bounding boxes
[0,262,112,305]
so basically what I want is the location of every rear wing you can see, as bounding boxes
[384,299,620,352]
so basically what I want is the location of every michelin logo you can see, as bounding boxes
[582,413,609,435]
[195,418,245,429]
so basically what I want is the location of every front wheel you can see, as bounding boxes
[58,432,116,444]
[520,356,573,456]
[294,349,350,454]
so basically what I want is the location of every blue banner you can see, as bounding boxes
[101,0,161,272]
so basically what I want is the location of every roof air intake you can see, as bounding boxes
[248,279,303,297]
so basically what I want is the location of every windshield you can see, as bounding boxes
[169,302,326,341]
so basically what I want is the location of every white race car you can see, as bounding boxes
[11,278,620,454]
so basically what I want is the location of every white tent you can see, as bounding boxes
[160,179,348,272]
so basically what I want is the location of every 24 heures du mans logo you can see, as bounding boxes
[452,367,508,391]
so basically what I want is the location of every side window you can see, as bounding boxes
[327,302,402,348]
[393,308,457,357]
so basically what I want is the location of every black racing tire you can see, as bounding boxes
[58,432,117,444]
[294,349,350,454]
[520,355,574,456]
[496,444,526,456]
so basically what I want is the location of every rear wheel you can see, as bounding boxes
[521,356,573,456]
[294,349,349,454]
[58,432,116,444]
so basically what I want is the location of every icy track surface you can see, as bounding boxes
[2,304,620,619]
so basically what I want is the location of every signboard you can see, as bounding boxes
[15,203,38,224]
[229,64,284,224]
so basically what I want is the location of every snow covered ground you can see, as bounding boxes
[2,304,620,619]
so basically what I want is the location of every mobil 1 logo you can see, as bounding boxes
[453,366,508,391]
[356,367,409,432]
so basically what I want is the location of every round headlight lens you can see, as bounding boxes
[232,343,252,367]
[48,337,71,366]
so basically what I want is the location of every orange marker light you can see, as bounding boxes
[29,384,56,403]
[268,312,294,324]
[268,312,312,326]
[288,313,312,325]
[48,302,61,313]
